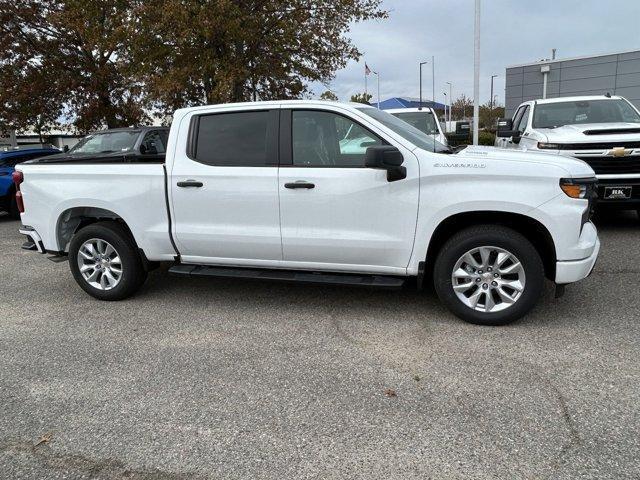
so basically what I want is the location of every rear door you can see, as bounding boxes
[277,107,419,274]
[170,107,282,264]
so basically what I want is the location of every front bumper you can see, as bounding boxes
[555,235,600,284]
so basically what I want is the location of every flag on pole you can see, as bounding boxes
[365,63,371,76]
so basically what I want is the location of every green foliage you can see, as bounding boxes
[320,90,339,101]
[478,131,496,145]
[350,92,373,104]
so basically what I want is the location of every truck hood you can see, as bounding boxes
[457,145,595,178]
[537,122,640,143]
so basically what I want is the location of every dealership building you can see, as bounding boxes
[504,49,640,117]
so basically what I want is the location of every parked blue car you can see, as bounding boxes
[0,146,60,218]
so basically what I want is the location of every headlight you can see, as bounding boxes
[537,142,562,149]
[559,177,598,199]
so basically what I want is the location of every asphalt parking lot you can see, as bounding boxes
[1,213,639,479]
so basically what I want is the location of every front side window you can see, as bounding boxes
[391,111,439,135]
[70,131,140,154]
[516,105,530,133]
[140,130,168,154]
[292,110,382,167]
[193,111,273,166]
[532,99,640,128]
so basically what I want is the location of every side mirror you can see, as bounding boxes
[140,144,158,155]
[496,118,519,138]
[63,145,69,153]
[365,146,406,182]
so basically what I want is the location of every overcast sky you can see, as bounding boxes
[312,0,640,105]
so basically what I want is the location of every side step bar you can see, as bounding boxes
[169,265,406,289]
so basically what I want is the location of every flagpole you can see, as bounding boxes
[377,73,380,109]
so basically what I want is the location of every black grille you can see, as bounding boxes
[558,141,640,150]
[576,155,640,174]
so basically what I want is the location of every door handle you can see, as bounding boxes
[177,180,203,188]
[285,181,315,190]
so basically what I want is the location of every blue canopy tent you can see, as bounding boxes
[371,97,446,111]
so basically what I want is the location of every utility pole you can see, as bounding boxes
[473,0,481,145]
[419,61,429,108]
[490,74,498,128]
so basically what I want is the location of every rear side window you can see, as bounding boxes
[192,111,276,166]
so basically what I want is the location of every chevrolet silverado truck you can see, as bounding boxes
[496,95,640,217]
[15,101,600,326]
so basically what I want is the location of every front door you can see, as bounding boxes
[278,108,419,274]
[170,108,282,264]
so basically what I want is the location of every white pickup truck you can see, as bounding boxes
[496,95,640,217]
[15,101,600,326]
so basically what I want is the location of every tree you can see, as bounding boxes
[479,101,505,130]
[451,94,473,120]
[132,0,387,113]
[350,92,372,104]
[0,0,148,133]
[320,90,339,101]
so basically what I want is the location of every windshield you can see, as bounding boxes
[532,99,640,128]
[69,131,140,154]
[357,108,448,152]
[391,111,440,135]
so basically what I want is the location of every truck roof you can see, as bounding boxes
[174,100,375,116]
[529,95,625,105]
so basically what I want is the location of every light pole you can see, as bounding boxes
[473,0,481,145]
[446,81,452,127]
[490,74,498,128]
[419,61,429,108]
[374,70,380,109]
[442,92,447,132]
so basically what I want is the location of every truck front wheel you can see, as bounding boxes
[433,225,545,326]
[69,222,147,301]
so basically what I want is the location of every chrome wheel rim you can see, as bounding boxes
[77,239,122,291]
[451,246,526,313]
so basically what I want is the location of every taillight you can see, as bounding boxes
[12,170,23,186]
[12,170,25,214]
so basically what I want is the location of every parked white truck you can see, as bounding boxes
[496,95,640,217]
[15,101,599,325]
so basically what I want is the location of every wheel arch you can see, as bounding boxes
[56,207,137,254]
[426,211,557,280]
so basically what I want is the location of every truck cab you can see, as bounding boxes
[496,95,640,215]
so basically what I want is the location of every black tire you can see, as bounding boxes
[8,192,20,220]
[433,225,545,326]
[69,221,147,301]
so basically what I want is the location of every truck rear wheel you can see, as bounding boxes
[69,222,147,301]
[433,225,545,326]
